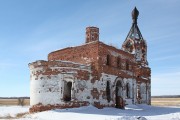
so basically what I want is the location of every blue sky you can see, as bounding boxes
[0,0,180,97]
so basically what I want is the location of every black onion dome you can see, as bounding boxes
[132,7,139,23]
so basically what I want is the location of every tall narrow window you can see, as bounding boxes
[137,85,141,99]
[106,55,110,65]
[126,60,129,70]
[126,83,130,98]
[106,81,111,102]
[117,57,121,68]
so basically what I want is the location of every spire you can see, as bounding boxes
[125,7,143,41]
[122,7,148,66]
[132,7,139,24]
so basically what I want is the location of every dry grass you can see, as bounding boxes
[16,112,29,118]
[0,114,13,119]
[151,98,180,106]
[0,99,30,106]
[1,98,180,107]
[0,99,30,119]
[0,112,29,119]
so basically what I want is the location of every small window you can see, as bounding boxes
[106,55,110,65]
[106,81,111,102]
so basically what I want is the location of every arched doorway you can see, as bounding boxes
[115,81,124,108]
[63,81,72,101]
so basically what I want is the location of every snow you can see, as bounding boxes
[0,106,29,118]
[0,105,180,120]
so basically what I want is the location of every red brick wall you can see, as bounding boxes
[48,42,99,65]
[47,41,151,82]
[97,42,137,79]
[48,41,100,82]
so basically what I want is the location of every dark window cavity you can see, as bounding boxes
[63,81,72,101]
[106,81,111,102]
[106,55,110,65]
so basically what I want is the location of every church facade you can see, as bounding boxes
[29,7,151,112]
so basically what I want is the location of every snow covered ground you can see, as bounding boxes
[0,106,29,118]
[0,105,180,120]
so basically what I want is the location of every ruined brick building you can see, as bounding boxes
[29,7,151,112]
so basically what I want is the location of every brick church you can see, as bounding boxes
[29,7,151,112]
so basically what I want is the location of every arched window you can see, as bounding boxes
[106,55,110,65]
[126,83,130,98]
[106,81,111,102]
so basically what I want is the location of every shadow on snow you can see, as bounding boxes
[52,104,180,116]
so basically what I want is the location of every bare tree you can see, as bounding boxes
[18,98,25,106]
